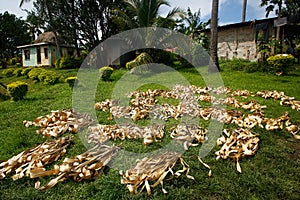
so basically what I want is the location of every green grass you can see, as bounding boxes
[0,66,300,200]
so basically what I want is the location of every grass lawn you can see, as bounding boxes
[0,66,299,200]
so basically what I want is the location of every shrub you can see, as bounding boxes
[55,57,62,68]
[28,68,45,81]
[8,57,21,66]
[13,68,23,77]
[7,81,28,101]
[2,68,15,77]
[99,66,113,81]
[65,76,78,87]
[21,67,32,77]
[38,70,59,85]
[56,56,82,69]
[126,52,153,74]
[267,54,295,75]
[219,58,247,71]
[244,62,260,73]
[125,52,153,70]
[219,58,261,73]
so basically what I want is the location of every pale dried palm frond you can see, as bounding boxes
[257,90,299,111]
[35,144,120,190]
[0,136,72,180]
[23,110,93,137]
[171,123,207,150]
[87,123,164,146]
[230,89,251,98]
[120,151,194,195]
[215,129,259,173]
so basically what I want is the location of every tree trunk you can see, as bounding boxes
[209,0,220,73]
[276,0,282,53]
[242,0,247,22]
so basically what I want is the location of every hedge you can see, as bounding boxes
[7,81,28,101]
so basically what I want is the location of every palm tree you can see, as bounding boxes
[113,0,183,29]
[20,0,63,56]
[242,0,247,22]
[209,0,220,72]
[19,0,30,7]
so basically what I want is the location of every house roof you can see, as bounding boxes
[203,17,277,33]
[17,42,75,49]
[17,32,75,49]
[34,32,67,45]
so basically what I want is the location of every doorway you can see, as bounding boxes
[37,48,41,64]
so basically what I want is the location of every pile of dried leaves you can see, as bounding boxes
[23,109,93,137]
[35,144,120,190]
[120,151,194,195]
[216,129,260,173]
[0,136,72,180]
[87,123,164,145]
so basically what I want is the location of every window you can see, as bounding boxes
[44,48,48,59]
[24,49,30,60]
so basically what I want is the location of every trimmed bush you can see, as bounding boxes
[126,52,153,74]
[38,70,59,85]
[2,68,15,77]
[7,81,28,101]
[13,68,23,77]
[55,57,62,68]
[56,56,82,69]
[125,52,153,70]
[267,54,295,75]
[99,66,113,81]
[65,76,78,87]
[28,68,45,81]
[21,68,32,77]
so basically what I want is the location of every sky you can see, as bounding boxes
[0,0,276,26]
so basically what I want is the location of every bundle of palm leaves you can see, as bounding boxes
[0,136,72,180]
[120,151,194,195]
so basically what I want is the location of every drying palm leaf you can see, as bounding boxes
[120,151,194,195]
[87,123,164,146]
[257,90,299,111]
[171,123,207,150]
[215,129,259,173]
[23,110,93,137]
[230,89,251,98]
[0,136,72,180]
[35,144,120,190]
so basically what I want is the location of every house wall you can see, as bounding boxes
[22,45,52,67]
[21,45,79,67]
[217,26,259,61]
[206,21,275,61]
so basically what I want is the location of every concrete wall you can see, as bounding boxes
[206,22,275,61]
[217,26,259,61]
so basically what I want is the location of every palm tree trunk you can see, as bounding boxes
[209,0,220,73]
[242,0,247,22]
[276,0,282,53]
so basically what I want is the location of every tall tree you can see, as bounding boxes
[20,0,120,51]
[113,0,183,30]
[26,10,45,41]
[242,0,247,22]
[0,12,31,68]
[209,0,220,72]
